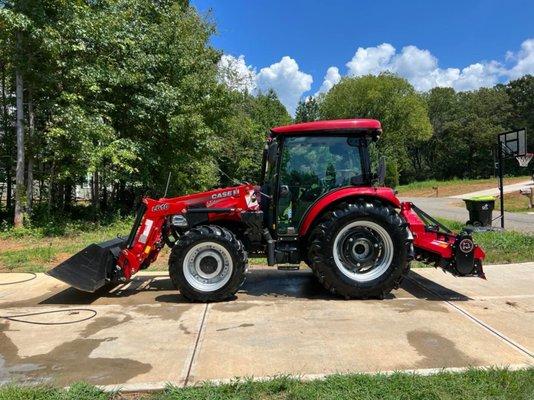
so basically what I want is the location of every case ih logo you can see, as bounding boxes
[211,189,239,200]
[459,238,474,254]
[152,203,169,212]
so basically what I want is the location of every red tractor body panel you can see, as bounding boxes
[271,119,382,135]
[299,186,401,236]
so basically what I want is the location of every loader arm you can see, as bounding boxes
[48,184,259,292]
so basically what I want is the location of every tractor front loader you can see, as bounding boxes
[49,119,485,301]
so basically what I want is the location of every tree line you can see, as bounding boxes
[1,0,532,229]
[0,0,290,228]
[296,74,534,186]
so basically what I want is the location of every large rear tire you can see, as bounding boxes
[307,200,411,299]
[169,225,247,302]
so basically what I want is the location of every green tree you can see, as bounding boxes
[216,89,291,186]
[295,96,320,123]
[422,86,512,179]
[506,75,534,151]
[0,0,237,224]
[319,74,432,182]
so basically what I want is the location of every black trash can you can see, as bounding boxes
[463,196,495,227]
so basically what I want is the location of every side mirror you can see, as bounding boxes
[376,156,386,186]
[279,185,290,198]
[267,141,278,165]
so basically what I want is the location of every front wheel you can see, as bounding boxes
[307,201,411,299]
[169,225,247,302]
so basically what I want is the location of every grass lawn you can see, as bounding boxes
[397,176,531,197]
[0,219,268,273]
[494,191,533,212]
[0,219,135,273]
[438,218,534,264]
[0,368,532,400]
[0,219,532,273]
[0,215,532,273]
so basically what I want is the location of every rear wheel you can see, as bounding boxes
[169,225,247,302]
[307,200,411,299]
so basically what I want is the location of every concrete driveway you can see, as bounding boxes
[1,263,533,390]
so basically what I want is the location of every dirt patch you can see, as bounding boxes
[406,330,480,368]
[0,314,152,385]
[397,177,531,198]
[0,239,30,252]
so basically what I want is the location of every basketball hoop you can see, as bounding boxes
[516,153,533,167]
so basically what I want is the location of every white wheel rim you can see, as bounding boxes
[183,242,233,292]
[333,220,394,283]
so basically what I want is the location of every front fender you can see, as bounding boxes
[298,187,400,237]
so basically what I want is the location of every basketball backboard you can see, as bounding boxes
[498,128,527,158]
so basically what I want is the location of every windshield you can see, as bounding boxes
[276,135,366,234]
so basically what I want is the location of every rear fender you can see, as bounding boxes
[298,187,400,237]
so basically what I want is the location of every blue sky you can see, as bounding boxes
[192,0,534,114]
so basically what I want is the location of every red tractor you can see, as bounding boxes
[49,119,485,301]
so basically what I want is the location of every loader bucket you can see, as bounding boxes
[47,237,126,292]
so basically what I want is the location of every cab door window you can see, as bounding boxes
[276,136,364,234]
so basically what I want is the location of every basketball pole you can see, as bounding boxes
[497,140,505,229]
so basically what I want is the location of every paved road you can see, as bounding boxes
[1,264,533,390]
[449,180,533,199]
[401,196,534,233]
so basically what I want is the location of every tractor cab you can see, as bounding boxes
[261,119,382,239]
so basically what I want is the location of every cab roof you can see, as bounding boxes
[270,119,382,136]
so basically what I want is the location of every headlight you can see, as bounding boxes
[171,215,188,227]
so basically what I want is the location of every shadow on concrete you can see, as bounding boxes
[39,274,190,305]
[36,268,471,306]
[406,270,472,301]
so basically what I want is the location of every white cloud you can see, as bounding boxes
[218,39,534,113]
[316,66,341,95]
[346,43,395,76]
[507,39,534,79]
[218,54,312,115]
[256,56,313,115]
[345,43,506,91]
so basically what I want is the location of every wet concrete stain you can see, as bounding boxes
[503,300,532,313]
[216,323,254,332]
[211,303,258,313]
[0,276,184,308]
[0,285,66,309]
[133,304,190,322]
[406,330,480,368]
[240,270,330,300]
[0,314,152,385]
[391,300,449,314]
[179,323,191,335]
